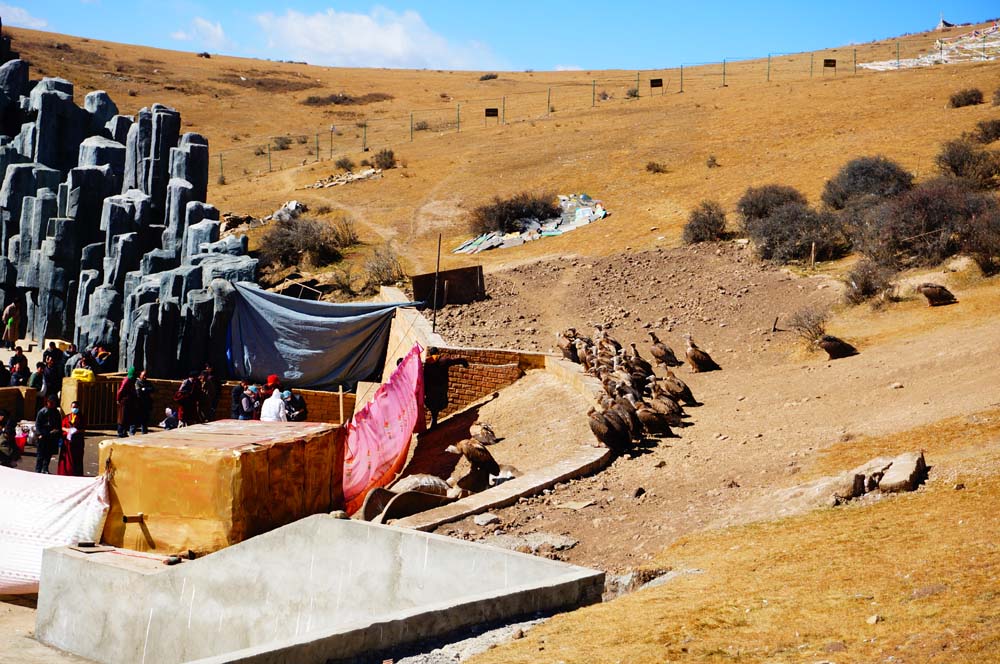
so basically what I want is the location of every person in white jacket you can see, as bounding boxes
[259,388,287,422]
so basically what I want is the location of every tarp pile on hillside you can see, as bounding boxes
[861,21,999,70]
[453,194,608,254]
[300,168,383,189]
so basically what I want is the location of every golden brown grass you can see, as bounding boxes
[10,22,1000,275]
[473,414,1000,663]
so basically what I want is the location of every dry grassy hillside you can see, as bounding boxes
[11,22,1000,274]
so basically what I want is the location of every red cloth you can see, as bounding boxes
[342,345,424,515]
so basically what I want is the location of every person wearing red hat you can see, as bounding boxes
[261,374,281,403]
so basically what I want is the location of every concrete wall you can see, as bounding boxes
[411,265,486,308]
[36,515,604,664]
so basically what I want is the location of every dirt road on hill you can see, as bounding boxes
[427,244,1000,573]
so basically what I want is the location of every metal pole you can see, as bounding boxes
[314,133,319,161]
[896,41,900,68]
[218,153,223,182]
[810,53,814,77]
[636,72,640,96]
[547,87,551,114]
[410,112,414,142]
[501,96,506,124]
[679,65,683,92]
[329,128,334,159]
[853,49,857,74]
[722,59,727,87]
[362,123,367,151]
[431,233,441,331]
[456,104,460,132]
[592,79,596,106]
[767,53,771,82]
[266,142,271,172]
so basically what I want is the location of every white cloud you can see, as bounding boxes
[255,7,498,69]
[554,64,583,71]
[0,3,48,29]
[170,16,231,51]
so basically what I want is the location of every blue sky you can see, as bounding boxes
[4,1,997,70]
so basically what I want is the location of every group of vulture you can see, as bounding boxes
[558,326,720,452]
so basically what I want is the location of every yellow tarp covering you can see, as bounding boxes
[98,421,343,554]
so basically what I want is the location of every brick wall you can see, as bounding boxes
[61,375,356,427]
[435,347,548,419]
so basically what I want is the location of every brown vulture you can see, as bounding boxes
[684,334,721,372]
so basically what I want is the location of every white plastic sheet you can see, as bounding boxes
[0,467,109,594]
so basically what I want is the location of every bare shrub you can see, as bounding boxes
[821,155,914,210]
[197,52,211,59]
[949,88,983,108]
[972,119,1000,144]
[328,267,355,296]
[272,136,292,151]
[334,156,355,171]
[373,148,396,170]
[598,90,612,101]
[736,184,807,226]
[296,135,309,144]
[706,155,720,168]
[253,145,266,156]
[364,243,406,286]
[329,216,360,247]
[479,73,498,81]
[743,202,850,264]
[844,259,897,305]
[257,217,344,270]
[625,87,639,99]
[935,139,1000,189]
[469,192,560,235]
[957,205,1000,275]
[787,306,828,344]
[855,177,997,268]
[315,205,332,215]
[646,161,668,174]
[994,88,1000,106]
[413,120,430,131]
[683,200,726,244]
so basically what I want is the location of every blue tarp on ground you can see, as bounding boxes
[227,282,417,389]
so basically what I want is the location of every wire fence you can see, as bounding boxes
[210,26,1000,186]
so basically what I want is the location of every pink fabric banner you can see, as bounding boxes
[342,344,424,514]
[0,467,109,594]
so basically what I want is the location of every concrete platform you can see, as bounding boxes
[36,515,603,664]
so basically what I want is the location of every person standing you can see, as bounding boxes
[8,345,25,372]
[200,365,220,420]
[34,395,62,473]
[2,301,18,350]
[135,370,155,434]
[230,380,248,419]
[260,387,287,422]
[423,347,469,429]
[42,342,66,374]
[42,355,62,402]
[10,357,29,386]
[27,362,44,391]
[174,371,204,426]
[116,368,138,437]
[58,401,86,476]
[0,409,19,468]
[238,385,259,420]
[282,389,308,422]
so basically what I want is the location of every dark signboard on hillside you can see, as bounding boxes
[649,78,663,88]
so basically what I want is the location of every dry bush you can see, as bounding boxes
[469,191,560,234]
[254,145,266,156]
[413,120,430,131]
[327,267,356,297]
[787,306,827,344]
[844,259,897,305]
[683,200,726,244]
[706,155,719,168]
[625,87,639,99]
[736,184,807,225]
[855,177,997,268]
[374,148,396,170]
[743,202,851,264]
[957,206,1000,275]
[949,88,983,108]
[216,174,226,186]
[821,155,913,210]
[364,243,406,286]
[315,205,332,215]
[994,88,1000,106]
[301,92,393,106]
[935,139,1000,189]
[272,136,292,151]
[295,135,309,145]
[645,161,668,174]
[334,156,355,171]
[598,90,612,101]
[329,216,359,247]
[257,217,344,270]
[972,119,1000,144]
[479,73,498,81]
